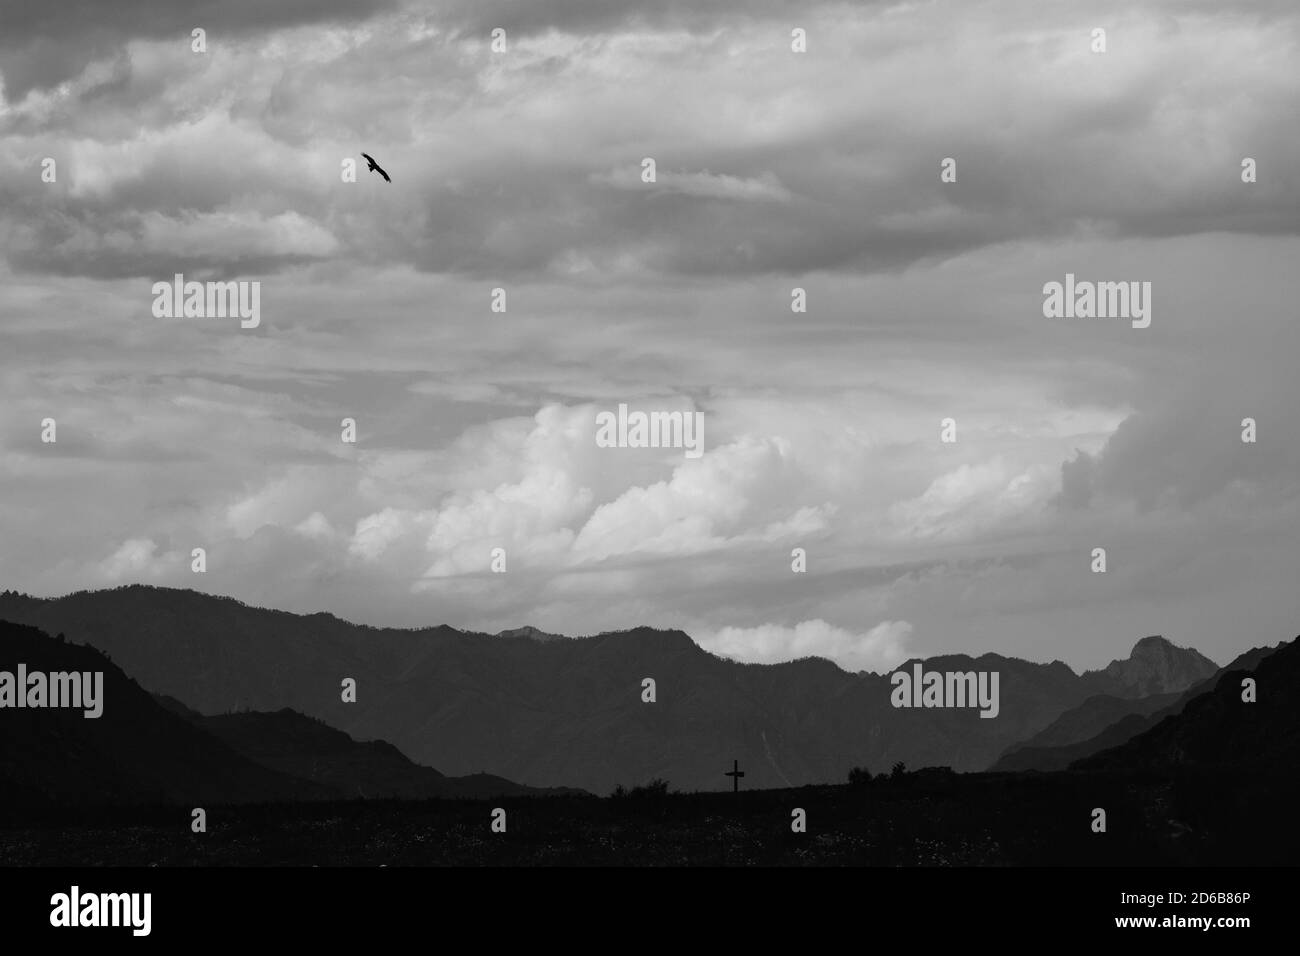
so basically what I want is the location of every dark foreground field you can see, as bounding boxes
[3,770,1296,866]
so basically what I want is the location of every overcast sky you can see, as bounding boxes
[2,0,1298,673]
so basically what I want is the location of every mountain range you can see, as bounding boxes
[157,695,577,800]
[0,620,327,808]
[991,642,1281,772]
[0,618,570,808]
[1075,637,1298,772]
[0,586,1227,794]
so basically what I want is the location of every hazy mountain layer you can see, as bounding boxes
[0,587,1222,793]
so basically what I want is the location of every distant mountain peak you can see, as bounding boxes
[1132,634,1174,652]
[1075,637,1299,773]
[1093,634,1218,698]
[1124,634,1211,663]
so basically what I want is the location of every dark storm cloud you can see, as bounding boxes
[1057,385,1300,514]
[2,199,335,278]
[4,0,1299,283]
[431,0,875,38]
[428,0,1300,44]
[0,0,398,101]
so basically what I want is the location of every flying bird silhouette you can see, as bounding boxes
[361,153,390,183]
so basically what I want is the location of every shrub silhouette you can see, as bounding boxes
[847,766,872,788]
[631,778,670,798]
[890,761,907,780]
[610,778,671,800]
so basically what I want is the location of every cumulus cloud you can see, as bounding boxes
[886,458,1058,543]
[333,403,831,581]
[573,435,812,561]
[695,619,914,673]
[97,538,175,579]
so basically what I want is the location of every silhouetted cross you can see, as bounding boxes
[725,759,745,793]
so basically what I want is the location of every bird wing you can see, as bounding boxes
[360,152,390,181]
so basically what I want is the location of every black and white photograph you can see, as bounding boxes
[0,0,1294,940]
